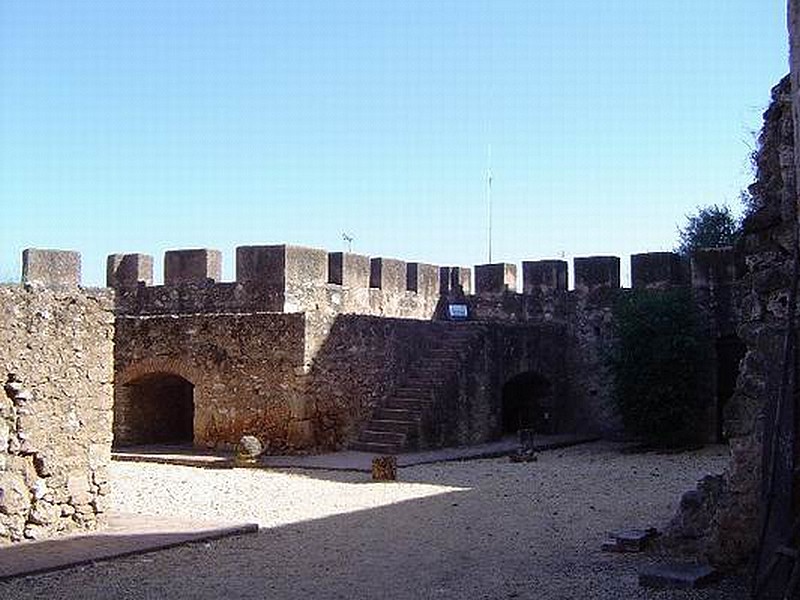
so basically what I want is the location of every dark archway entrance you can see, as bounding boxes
[114,372,194,446]
[502,372,554,434]
[715,335,746,442]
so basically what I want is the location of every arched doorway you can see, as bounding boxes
[501,372,554,434]
[114,372,195,446]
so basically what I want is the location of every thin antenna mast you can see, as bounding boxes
[486,144,493,263]
[342,232,354,253]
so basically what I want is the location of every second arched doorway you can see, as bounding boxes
[501,372,554,434]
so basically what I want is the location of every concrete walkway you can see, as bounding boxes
[113,433,597,472]
[0,513,258,581]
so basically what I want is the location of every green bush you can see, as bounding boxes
[676,204,740,257]
[608,289,710,447]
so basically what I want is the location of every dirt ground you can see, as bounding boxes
[0,442,748,599]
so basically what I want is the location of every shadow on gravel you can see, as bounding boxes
[1,450,745,600]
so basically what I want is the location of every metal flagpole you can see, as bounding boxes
[486,144,493,264]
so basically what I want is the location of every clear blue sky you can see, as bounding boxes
[0,1,789,286]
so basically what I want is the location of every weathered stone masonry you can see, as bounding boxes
[0,251,114,544]
[107,243,731,455]
[667,74,799,569]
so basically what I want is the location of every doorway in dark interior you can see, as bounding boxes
[115,372,194,446]
[502,372,554,434]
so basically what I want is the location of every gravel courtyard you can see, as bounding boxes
[1,442,748,599]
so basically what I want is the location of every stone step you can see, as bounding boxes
[374,407,422,421]
[347,327,488,454]
[358,429,406,444]
[392,388,433,398]
[384,398,430,411]
[411,362,459,373]
[405,375,449,386]
[349,441,401,454]
[410,365,454,375]
[411,363,458,374]
[368,419,417,434]
[429,347,460,355]
[419,353,460,362]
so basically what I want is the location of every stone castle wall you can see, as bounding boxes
[106,242,732,451]
[0,254,114,543]
[114,312,308,451]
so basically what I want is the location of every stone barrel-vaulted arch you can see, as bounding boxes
[113,312,311,450]
[114,357,203,447]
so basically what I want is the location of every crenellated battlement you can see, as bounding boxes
[12,244,737,323]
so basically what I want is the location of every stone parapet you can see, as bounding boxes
[164,249,222,285]
[574,256,620,293]
[22,249,81,287]
[328,252,370,288]
[407,263,439,296]
[439,266,472,296]
[631,252,686,289]
[475,263,517,293]
[691,247,736,289]
[522,260,568,294]
[107,253,154,288]
[370,258,407,293]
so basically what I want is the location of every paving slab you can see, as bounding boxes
[638,563,718,589]
[0,512,258,581]
[113,434,597,472]
[602,527,659,553]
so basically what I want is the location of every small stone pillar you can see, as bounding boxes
[370,258,407,293]
[522,260,568,294]
[631,252,686,289]
[372,455,397,481]
[164,249,222,285]
[328,252,370,287]
[22,249,81,287]
[691,247,736,289]
[439,266,473,295]
[475,263,517,293]
[106,254,154,288]
[574,256,620,293]
[407,263,439,295]
[451,267,472,294]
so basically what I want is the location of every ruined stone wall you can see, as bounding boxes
[668,75,796,568]
[114,313,308,451]
[709,76,795,566]
[0,284,114,543]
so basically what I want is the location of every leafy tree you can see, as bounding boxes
[676,205,740,256]
[608,289,711,448]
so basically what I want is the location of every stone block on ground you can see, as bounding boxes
[235,435,263,467]
[638,563,718,589]
[372,455,397,481]
[509,429,538,462]
[602,527,659,553]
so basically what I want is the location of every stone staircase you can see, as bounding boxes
[349,325,484,454]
